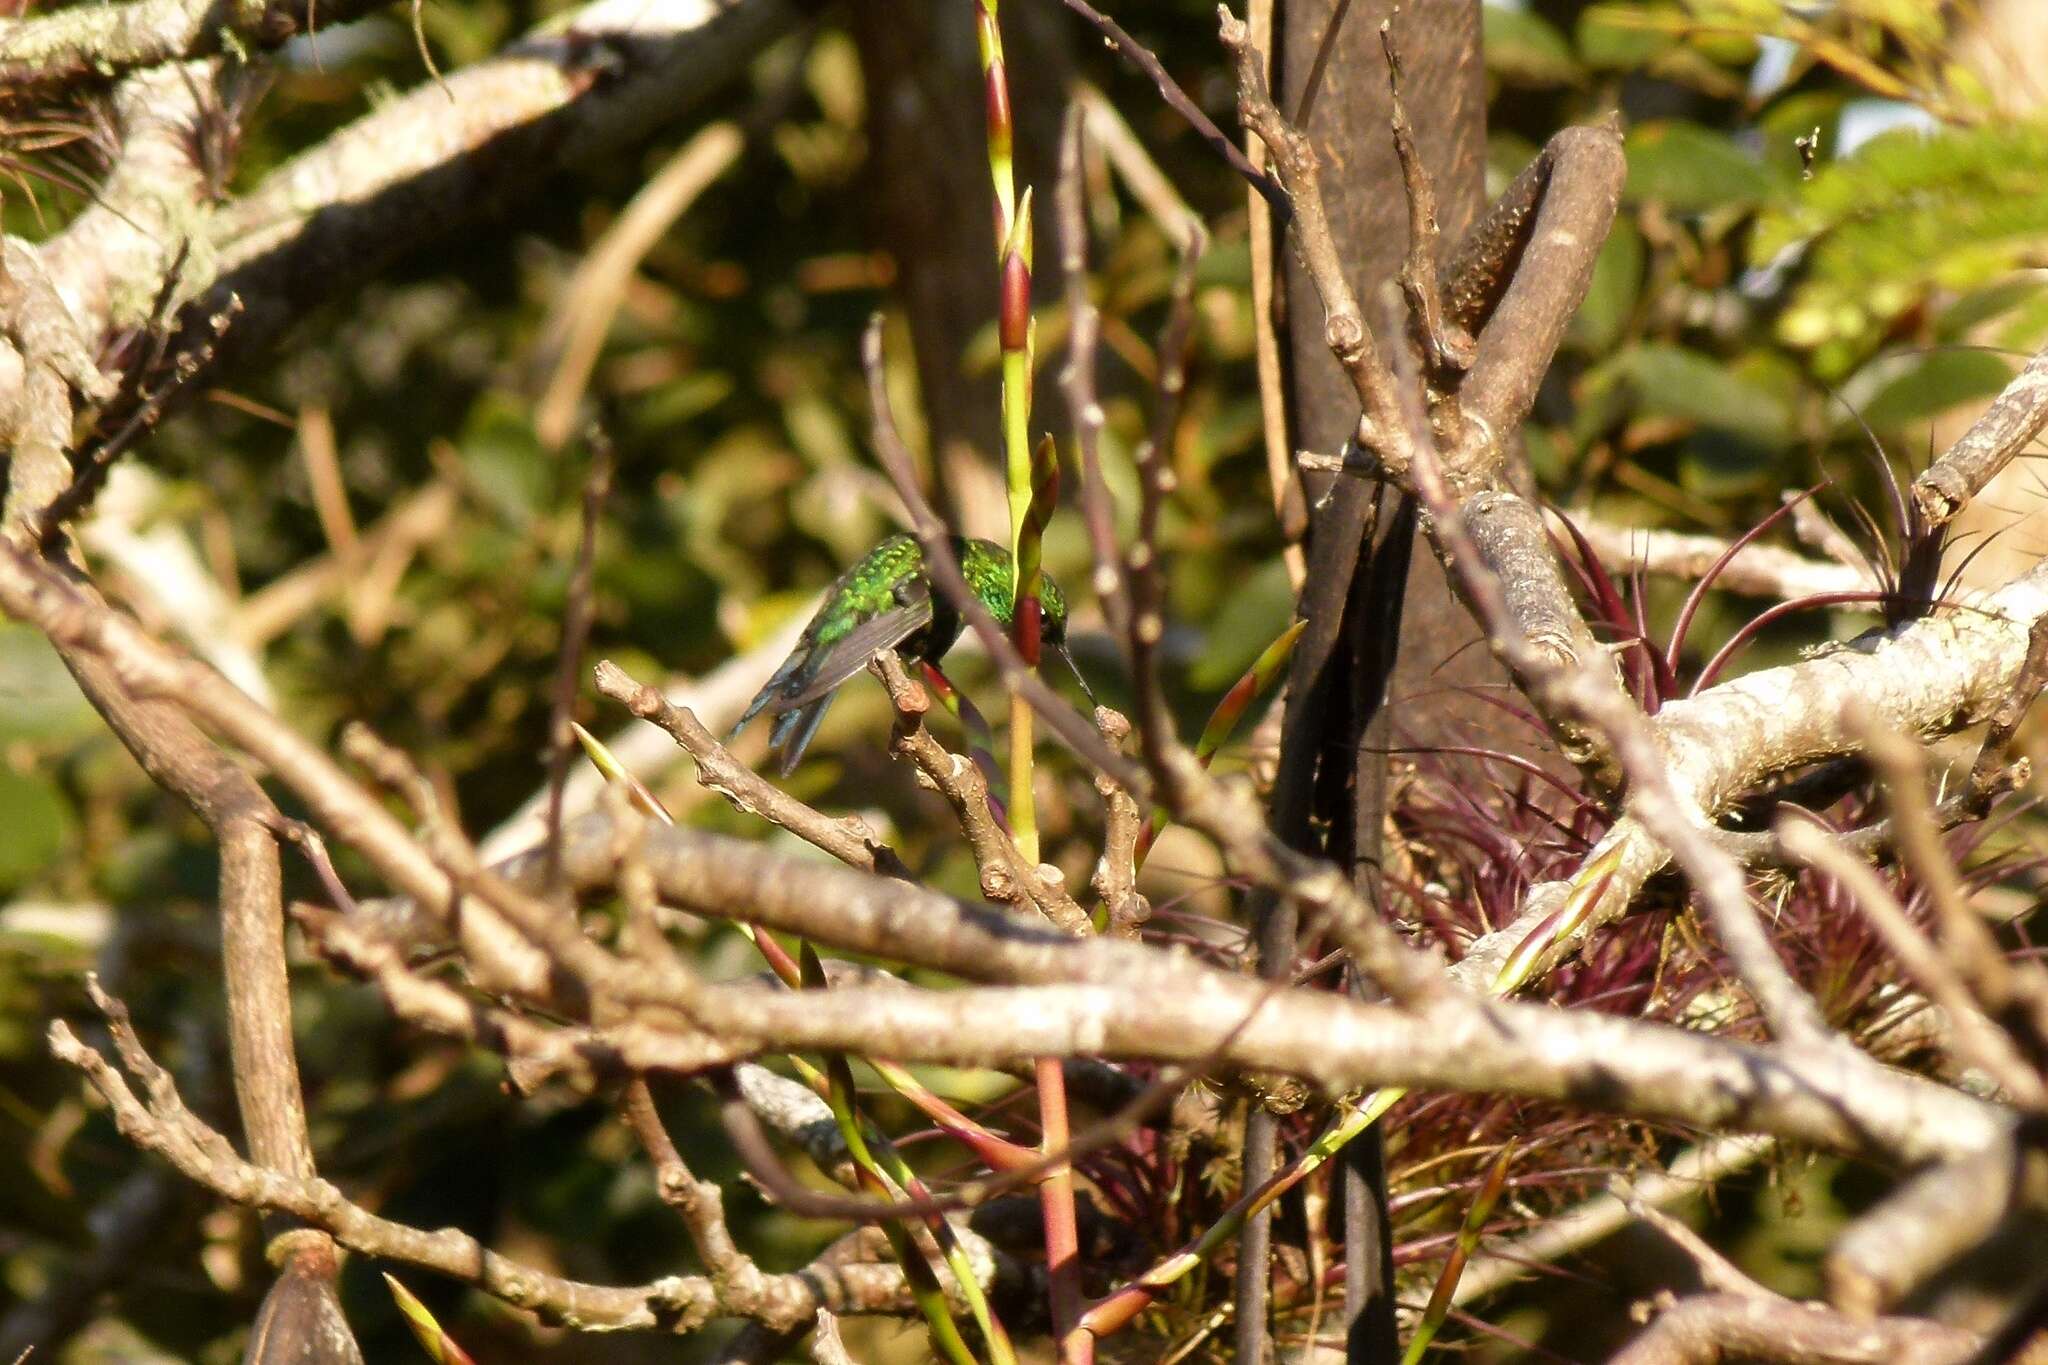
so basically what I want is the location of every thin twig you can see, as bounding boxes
[872,653,1091,934]
[593,658,910,878]
[1048,0,1287,219]
[542,428,613,892]
[1054,100,1130,645]
[1379,13,1473,380]
[1911,341,2048,527]
[1776,814,2045,1107]
[1218,6,1406,463]
[1125,217,1205,766]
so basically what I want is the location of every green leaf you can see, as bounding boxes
[1606,344,1794,450]
[1853,350,2015,431]
[0,768,71,895]
[1569,219,1644,354]
[1679,433,1780,499]
[1189,557,1295,691]
[0,624,96,745]
[459,391,550,523]
[1625,121,1793,212]
[1578,3,1681,69]
[1484,5,1580,87]
[1759,120,2048,366]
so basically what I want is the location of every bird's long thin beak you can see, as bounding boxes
[1051,643,1097,709]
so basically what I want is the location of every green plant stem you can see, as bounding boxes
[1399,1143,1515,1365]
[800,943,1000,1365]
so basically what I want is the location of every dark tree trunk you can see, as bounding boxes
[1237,2,1493,1361]
[1279,0,1493,757]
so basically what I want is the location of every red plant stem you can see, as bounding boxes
[1037,1054,1092,1364]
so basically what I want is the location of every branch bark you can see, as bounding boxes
[1911,342,2048,527]
[1610,1293,1977,1365]
[0,0,390,94]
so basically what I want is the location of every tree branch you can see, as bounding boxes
[1911,342,2048,528]
[0,0,390,95]
[1610,1293,1977,1365]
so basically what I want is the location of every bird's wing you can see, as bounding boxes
[769,592,933,713]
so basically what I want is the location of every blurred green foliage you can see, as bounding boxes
[3,0,2046,1359]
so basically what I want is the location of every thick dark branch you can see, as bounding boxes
[1447,121,1624,483]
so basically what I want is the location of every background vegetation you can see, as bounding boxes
[3,0,2045,1359]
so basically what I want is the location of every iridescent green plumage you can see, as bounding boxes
[734,534,1072,774]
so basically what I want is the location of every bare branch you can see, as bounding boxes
[1052,0,1285,217]
[1549,511,1872,600]
[807,1309,856,1365]
[347,811,2009,1165]
[1460,553,2048,986]
[1454,1135,1776,1309]
[594,658,909,877]
[0,0,391,95]
[1620,1183,1775,1300]
[1779,815,2045,1107]
[543,432,613,890]
[1444,121,1625,483]
[1610,1293,1977,1365]
[1465,489,1618,780]
[1825,1140,2048,1318]
[1912,342,2048,527]
[0,538,557,996]
[1054,101,1129,647]
[1217,5,1406,463]
[140,0,795,382]
[1379,13,1473,379]
[37,62,222,336]
[871,653,1090,934]
[49,998,956,1333]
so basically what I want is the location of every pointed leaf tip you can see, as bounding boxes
[384,1273,478,1365]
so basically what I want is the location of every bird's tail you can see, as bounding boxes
[767,695,834,776]
[731,650,810,745]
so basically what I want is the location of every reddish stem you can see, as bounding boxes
[1037,1055,1092,1363]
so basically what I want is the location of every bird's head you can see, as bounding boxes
[1031,570,1096,707]
[1036,570,1069,648]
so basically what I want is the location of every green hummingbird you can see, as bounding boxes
[734,533,1083,774]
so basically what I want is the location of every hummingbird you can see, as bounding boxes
[734,533,1083,774]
